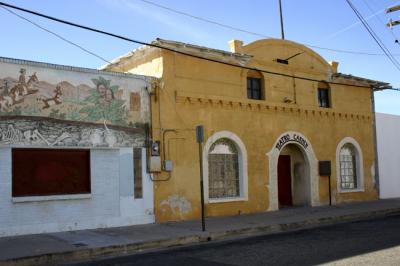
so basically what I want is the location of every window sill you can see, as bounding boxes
[208,197,248,204]
[337,188,365,194]
[247,98,265,101]
[12,193,91,203]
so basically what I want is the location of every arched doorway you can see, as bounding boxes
[278,144,310,207]
[267,131,319,211]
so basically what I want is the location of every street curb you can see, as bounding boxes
[2,207,400,266]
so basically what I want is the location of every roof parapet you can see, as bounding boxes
[329,61,339,74]
[228,40,244,54]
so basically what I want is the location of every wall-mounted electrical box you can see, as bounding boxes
[164,160,173,172]
[151,141,160,156]
[149,156,161,172]
[319,161,331,176]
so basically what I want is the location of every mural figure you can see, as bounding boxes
[0,95,13,111]
[11,69,39,97]
[0,67,148,127]
[42,85,63,109]
[0,80,9,96]
[80,77,128,125]
[5,70,40,107]
[18,68,27,92]
[95,78,115,105]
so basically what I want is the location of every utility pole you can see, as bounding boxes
[279,0,285,40]
[386,4,400,28]
[196,125,206,232]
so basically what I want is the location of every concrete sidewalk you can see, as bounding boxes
[1,199,400,266]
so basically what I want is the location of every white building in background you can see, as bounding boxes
[0,57,155,236]
[376,112,400,199]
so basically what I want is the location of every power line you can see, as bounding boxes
[0,5,151,83]
[0,1,391,90]
[346,0,400,72]
[361,0,400,45]
[138,0,268,38]
[136,0,400,57]
[0,6,113,65]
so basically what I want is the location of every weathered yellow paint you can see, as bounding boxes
[104,38,379,222]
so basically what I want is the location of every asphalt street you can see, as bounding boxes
[68,215,400,266]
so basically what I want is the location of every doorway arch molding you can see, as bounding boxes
[266,131,320,211]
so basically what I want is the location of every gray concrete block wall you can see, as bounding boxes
[0,148,154,237]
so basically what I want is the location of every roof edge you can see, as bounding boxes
[333,73,390,89]
[0,56,155,82]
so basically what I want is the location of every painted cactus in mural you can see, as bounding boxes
[79,76,129,125]
[0,67,149,127]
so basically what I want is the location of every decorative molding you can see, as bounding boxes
[266,131,320,211]
[335,137,365,193]
[202,131,248,204]
[175,91,371,121]
[0,118,145,148]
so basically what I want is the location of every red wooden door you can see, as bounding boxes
[278,155,292,207]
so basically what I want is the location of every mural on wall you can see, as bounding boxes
[0,118,145,148]
[0,64,151,128]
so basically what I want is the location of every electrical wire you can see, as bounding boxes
[0,1,392,90]
[0,5,154,84]
[136,0,400,57]
[0,6,112,65]
[346,0,400,72]
[361,0,400,45]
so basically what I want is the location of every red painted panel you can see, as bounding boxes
[278,155,292,207]
[12,149,90,197]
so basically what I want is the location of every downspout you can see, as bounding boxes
[371,86,380,196]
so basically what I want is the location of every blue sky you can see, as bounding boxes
[0,0,399,114]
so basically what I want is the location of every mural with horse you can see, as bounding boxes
[0,64,150,128]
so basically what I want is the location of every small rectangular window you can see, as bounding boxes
[12,148,90,197]
[318,88,330,108]
[247,77,262,100]
[130,92,141,111]
[134,148,143,199]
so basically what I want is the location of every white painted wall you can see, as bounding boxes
[376,113,400,199]
[0,148,154,237]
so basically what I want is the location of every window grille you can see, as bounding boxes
[208,138,240,199]
[247,77,262,100]
[318,88,330,108]
[339,144,357,189]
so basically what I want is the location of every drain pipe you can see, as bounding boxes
[371,86,380,196]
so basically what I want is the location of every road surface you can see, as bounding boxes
[70,215,400,266]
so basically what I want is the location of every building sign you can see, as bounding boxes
[275,133,309,151]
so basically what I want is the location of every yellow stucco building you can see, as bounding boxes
[102,38,388,223]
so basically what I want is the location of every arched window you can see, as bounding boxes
[339,144,358,189]
[336,137,364,192]
[208,138,240,199]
